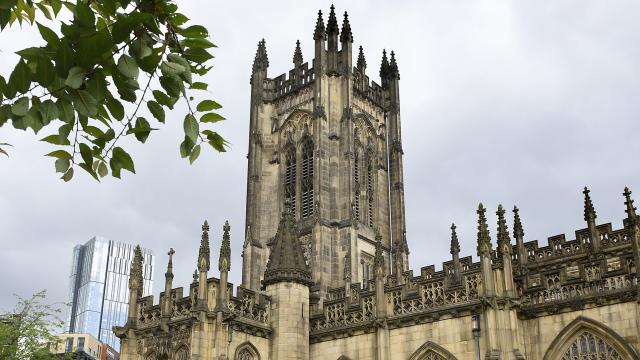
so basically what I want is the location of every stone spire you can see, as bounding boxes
[219,220,231,272]
[326,4,339,36]
[357,45,366,71]
[293,40,303,66]
[583,186,597,223]
[165,248,174,280]
[129,245,144,297]
[313,10,326,40]
[163,248,175,317]
[340,11,353,43]
[476,203,492,257]
[379,49,390,81]
[198,220,211,272]
[450,223,460,256]
[263,202,313,287]
[252,39,269,72]
[513,206,527,266]
[388,50,399,80]
[624,187,637,226]
[496,204,512,258]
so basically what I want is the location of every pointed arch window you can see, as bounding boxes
[284,145,296,218]
[366,151,374,227]
[301,137,314,219]
[560,331,622,359]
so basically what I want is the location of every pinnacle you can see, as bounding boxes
[357,45,366,70]
[496,204,511,256]
[219,220,231,272]
[583,186,597,222]
[198,220,211,272]
[340,11,353,42]
[513,205,524,239]
[129,245,144,296]
[476,203,492,257]
[327,4,339,35]
[450,223,460,255]
[623,186,637,224]
[379,49,389,79]
[252,39,269,71]
[313,10,326,40]
[293,40,303,65]
[389,50,399,79]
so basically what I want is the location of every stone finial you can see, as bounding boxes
[357,46,366,71]
[624,187,637,225]
[263,201,313,287]
[340,11,353,43]
[450,223,460,255]
[198,220,210,273]
[219,220,231,272]
[476,203,492,257]
[165,248,175,278]
[373,229,385,279]
[513,205,524,240]
[496,204,512,257]
[192,268,199,283]
[326,4,339,35]
[129,245,144,297]
[389,51,399,80]
[379,49,390,80]
[313,10,326,40]
[252,39,269,72]
[293,40,303,66]
[583,186,597,222]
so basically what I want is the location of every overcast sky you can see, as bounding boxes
[1,1,639,312]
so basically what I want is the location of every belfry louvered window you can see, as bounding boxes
[301,137,314,219]
[353,150,360,221]
[284,146,296,217]
[366,153,374,227]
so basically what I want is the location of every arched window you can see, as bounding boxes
[284,145,296,218]
[366,151,374,227]
[237,349,254,360]
[300,137,314,219]
[234,342,260,360]
[408,341,457,360]
[174,346,189,360]
[543,316,639,360]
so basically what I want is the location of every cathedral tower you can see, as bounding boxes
[242,5,409,297]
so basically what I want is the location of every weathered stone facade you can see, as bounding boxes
[115,6,640,360]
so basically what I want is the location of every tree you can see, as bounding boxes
[0,0,226,181]
[0,290,71,360]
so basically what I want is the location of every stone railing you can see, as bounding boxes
[228,294,270,325]
[352,68,383,107]
[270,63,315,100]
[311,295,376,332]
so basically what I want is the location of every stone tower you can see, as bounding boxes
[242,5,410,297]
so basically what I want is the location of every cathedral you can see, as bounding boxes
[114,6,640,360]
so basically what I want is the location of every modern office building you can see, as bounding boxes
[52,332,119,360]
[66,237,154,350]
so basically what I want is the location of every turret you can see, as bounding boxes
[196,220,210,310]
[379,50,390,89]
[162,248,175,318]
[264,203,312,360]
[513,206,527,268]
[216,221,231,312]
[251,39,269,88]
[449,223,462,286]
[340,11,353,74]
[496,205,515,297]
[583,187,600,254]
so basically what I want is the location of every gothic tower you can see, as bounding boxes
[242,6,409,298]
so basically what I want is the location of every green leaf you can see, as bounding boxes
[181,38,216,49]
[159,75,181,98]
[54,157,70,173]
[105,94,124,121]
[97,161,108,177]
[35,58,55,87]
[184,47,213,64]
[72,90,98,117]
[178,25,208,38]
[189,144,200,164]
[61,167,74,181]
[183,114,198,143]
[117,55,139,79]
[147,101,165,123]
[65,66,85,89]
[110,146,135,178]
[11,97,29,116]
[204,130,227,152]
[0,0,18,10]
[79,162,99,181]
[166,54,192,84]
[201,112,225,123]
[179,135,194,158]
[196,100,222,112]
[74,0,94,28]
[55,39,75,78]
[130,37,151,59]
[40,100,59,123]
[111,12,147,43]
[152,90,175,109]
[0,104,10,126]
[15,47,46,61]
[9,59,31,94]
[57,99,75,123]
[160,61,185,77]
[46,149,72,159]
[79,142,92,165]
[171,13,188,26]
[77,28,112,68]
[37,22,59,47]
[190,82,208,91]
[41,134,70,145]
[132,116,151,143]
[86,72,107,103]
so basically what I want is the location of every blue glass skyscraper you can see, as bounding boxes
[66,237,154,350]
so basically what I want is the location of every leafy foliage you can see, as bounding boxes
[0,0,227,180]
[0,290,72,360]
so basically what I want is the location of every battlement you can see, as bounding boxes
[263,62,316,102]
[353,67,384,106]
